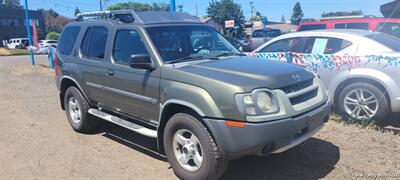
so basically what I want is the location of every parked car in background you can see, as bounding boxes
[297,17,400,38]
[38,40,58,48]
[6,38,28,49]
[225,37,252,52]
[253,29,400,123]
[250,28,282,51]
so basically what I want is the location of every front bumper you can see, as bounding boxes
[203,100,331,160]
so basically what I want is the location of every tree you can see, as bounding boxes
[45,32,60,40]
[39,9,70,33]
[206,0,245,38]
[107,2,170,11]
[321,10,363,17]
[250,11,262,21]
[74,7,81,16]
[281,14,286,23]
[0,0,21,8]
[290,2,303,25]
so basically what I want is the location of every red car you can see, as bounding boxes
[297,17,400,38]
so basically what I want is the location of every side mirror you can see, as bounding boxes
[238,46,243,52]
[129,54,154,70]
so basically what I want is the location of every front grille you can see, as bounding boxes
[280,79,313,94]
[289,88,318,105]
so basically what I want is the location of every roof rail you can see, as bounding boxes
[75,10,143,24]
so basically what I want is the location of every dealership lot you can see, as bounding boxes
[0,55,399,179]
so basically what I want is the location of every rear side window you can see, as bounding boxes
[113,30,149,65]
[306,37,353,54]
[335,23,369,30]
[252,29,281,37]
[58,26,80,55]
[298,24,327,31]
[80,27,108,59]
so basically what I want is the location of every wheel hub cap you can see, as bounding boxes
[172,129,203,172]
[344,89,378,120]
[68,97,82,123]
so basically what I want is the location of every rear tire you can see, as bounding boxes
[337,82,389,123]
[64,86,97,133]
[164,113,228,180]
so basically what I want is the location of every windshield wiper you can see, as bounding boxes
[215,52,246,58]
[166,56,205,64]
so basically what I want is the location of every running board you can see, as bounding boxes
[88,109,157,138]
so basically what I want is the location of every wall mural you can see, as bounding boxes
[245,52,400,72]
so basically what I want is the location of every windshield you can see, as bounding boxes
[367,33,400,52]
[146,25,240,63]
[252,29,281,38]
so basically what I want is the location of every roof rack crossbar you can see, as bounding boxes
[75,10,143,24]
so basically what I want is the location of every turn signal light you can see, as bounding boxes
[225,120,246,128]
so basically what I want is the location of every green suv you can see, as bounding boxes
[55,10,331,180]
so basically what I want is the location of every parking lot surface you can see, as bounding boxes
[1,55,399,179]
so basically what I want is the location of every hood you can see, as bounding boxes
[166,56,315,92]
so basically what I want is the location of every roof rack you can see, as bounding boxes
[75,10,143,24]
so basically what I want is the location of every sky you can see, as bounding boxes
[22,0,393,22]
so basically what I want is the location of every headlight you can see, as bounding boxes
[235,90,279,116]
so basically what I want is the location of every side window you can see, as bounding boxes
[307,37,353,54]
[58,26,81,55]
[113,30,149,65]
[259,37,308,53]
[80,27,108,59]
[335,23,369,30]
[89,27,108,59]
[81,27,93,57]
[298,24,327,31]
[334,23,346,29]
[346,23,369,30]
[259,39,290,52]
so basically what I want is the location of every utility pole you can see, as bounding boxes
[250,1,254,20]
[195,2,198,17]
[23,0,35,65]
[170,0,175,12]
[99,0,103,11]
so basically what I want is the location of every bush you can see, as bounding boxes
[46,32,60,40]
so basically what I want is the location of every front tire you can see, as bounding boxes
[337,82,389,123]
[164,113,227,180]
[64,86,97,133]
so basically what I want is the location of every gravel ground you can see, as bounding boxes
[1,55,399,180]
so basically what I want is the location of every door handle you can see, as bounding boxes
[107,70,114,76]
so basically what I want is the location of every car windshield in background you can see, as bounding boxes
[252,29,281,37]
[146,26,239,63]
[367,33,400,51]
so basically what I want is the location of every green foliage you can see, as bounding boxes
[0,0,21,8]
[74,7,81,16]
[46,32,60,40]
[321,10,363,17]
[250,11,263,21]
[206,0,245,38]
[39,9,70,33]
[107,2,170,11]
[290,2,304,25]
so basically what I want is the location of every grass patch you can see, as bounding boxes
[330,113,381,130]
[0,48,38,56]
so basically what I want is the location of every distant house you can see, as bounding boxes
[381,0,400,18]
[265,23,298,34]
[0,8,45,46]
[200,17,223,34]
